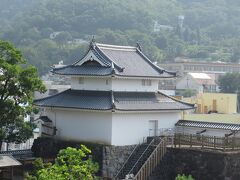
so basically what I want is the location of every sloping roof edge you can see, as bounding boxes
[176,120,240,131]
[136,48,176,77]
[34,89,195,111]
[157,91,196,109]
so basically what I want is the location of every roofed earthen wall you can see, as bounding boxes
[150,148,240,180]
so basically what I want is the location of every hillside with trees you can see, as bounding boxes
[1,0,240,75]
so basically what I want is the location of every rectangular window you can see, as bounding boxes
[106,79,109,85]
[142,79,152,86]
[78,78,84,84]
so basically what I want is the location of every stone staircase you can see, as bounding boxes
[115,137,163,179]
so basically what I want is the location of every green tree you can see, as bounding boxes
[182,89,197,97]
[3,0,240,74]
[54,32,72,48]
[218,73,240,93]
[0,40,45,149]
[155,35,168,50]
[26,145,99,180]
[175,174,194,180]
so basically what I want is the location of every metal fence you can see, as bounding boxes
[149,128,175,137]
[134,137,167,180]
[174,133,240,151]
[1,138,34,151]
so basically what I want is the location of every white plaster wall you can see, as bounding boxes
[111,112,181,146]
[71,77,111,91]
[71,77,159,92]
[112,78,158,92]
[46,109,112,144]
[176,126,234,137]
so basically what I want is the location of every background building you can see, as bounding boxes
[176,72,218,93]
[182,93,237,114]
[159,60,240,76]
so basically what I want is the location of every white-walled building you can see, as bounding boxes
[176,72,218,93]
[34,41,194,146]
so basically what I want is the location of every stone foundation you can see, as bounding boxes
[102,145,135,178]
[32,138,240,179]
[150,148,240,180]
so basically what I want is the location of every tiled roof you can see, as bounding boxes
[176,120,240,131]
[114,91,194,111]
[52,65,113,76]
[34,89,195,111]
[96,43,174,78]
[37,116,52,123]
[52,42,176,78]
[34,89,112,110]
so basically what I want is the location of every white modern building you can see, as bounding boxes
[176,72,218,93]
[34,41,194,146]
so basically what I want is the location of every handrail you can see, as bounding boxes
[127,137,157,175]
[149,128,175,137]
[174,133,240,151]
[114,143,140,178]
[134,137,167,180]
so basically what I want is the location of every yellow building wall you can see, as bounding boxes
[182,93,237,114]
[183,114,240,124]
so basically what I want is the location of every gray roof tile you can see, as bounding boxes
[114,91,194,111]
[176,120,240,131]
[52,65,113,76]
[96,43,174,78]
[52,42,176,78]
[34,89,112,110]
[34,90,194,111]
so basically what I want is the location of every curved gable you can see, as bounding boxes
[75,50,107,67]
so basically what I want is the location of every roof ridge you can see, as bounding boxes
[72,42,93,65]
[178,119,240,126]
[71,41,111,66]
[91,46,112,66]
[96,43,137,50]
[95,46,124,72]
[136,48,176,76]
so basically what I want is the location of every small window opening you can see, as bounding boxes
[106,79,109,85]
[142,79,152,86]
[79,78,84,84]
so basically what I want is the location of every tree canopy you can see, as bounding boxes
[175,174,194,180]
[0,40,45,147]
[1,0,240,75]
[218,73,240,93]
[26,145,99,180]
